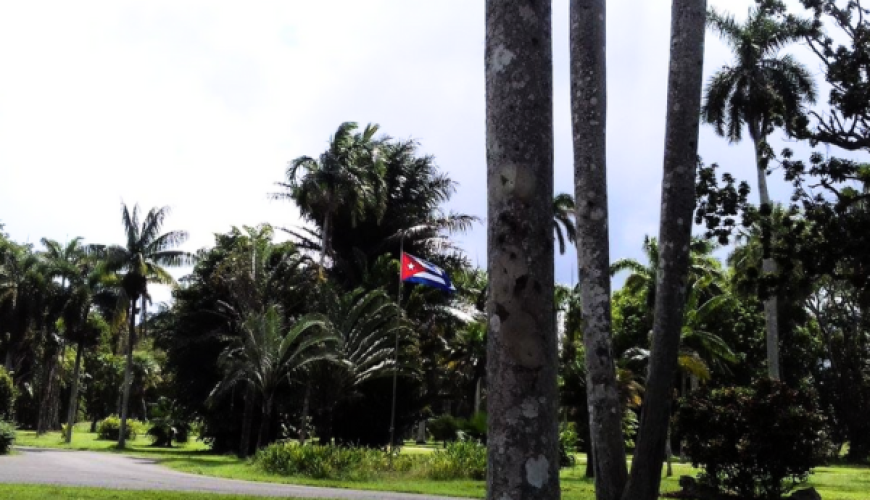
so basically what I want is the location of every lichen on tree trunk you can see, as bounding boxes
[570,2,628,499]
[485,1,560,498]
[622,1,708,500]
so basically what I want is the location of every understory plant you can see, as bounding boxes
[96,415,146,441]
[676,379,828,499]
[0,420,16,454]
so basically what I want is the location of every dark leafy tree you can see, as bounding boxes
[796,0,870,152]
[211,304,337,450]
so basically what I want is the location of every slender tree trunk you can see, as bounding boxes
[118,300,136,448]
[474,377,482,415]
[622,2,707,500]
[320,213,331,269]
[256,394,274,450]
[140,295,147,342]
[65,341,84,443]
[570,2,628,499]
[37,345,57,435]
[753,135,781,380]
[50,346,66,430]
[239,385,254,458]
[299,382,311,444]
[485,2,559,498]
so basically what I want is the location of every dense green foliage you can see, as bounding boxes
[677,379,828,499]
[255,440,486,481]
[424,440,487,480]
[96,415,146,441]
[0,420,15,454]
[0,367,15,421]
[255,443,403,480]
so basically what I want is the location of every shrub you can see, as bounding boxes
[0,367,16,421]
[676,379,828,500]
[428,414,460,443]
[457,412,487,443]
[255,443,401,480]
[0,421,15,455]
[559,422,579,467]
[96,415,147,441]
[147,397,190,447]
[423,440,487,480]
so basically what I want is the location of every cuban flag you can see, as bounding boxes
[401,253,455,292]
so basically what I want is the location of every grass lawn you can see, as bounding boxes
[0,484,329,500]
[12,429,870,499]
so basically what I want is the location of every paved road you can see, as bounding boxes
[0,448,460,499]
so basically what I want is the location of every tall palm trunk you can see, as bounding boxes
[320,213,331,269]
[752,131,781,380]
[118,299,136,448]
[485,1,559,498]
[49,350,63,430]
[37,341,58,435]
[622,2,707,499]
[571,2,627,499]
[256,394,274,450]
[65,340,84,443]
[473,377,482,415]
[299,382,311,444]
[239,385,255,458]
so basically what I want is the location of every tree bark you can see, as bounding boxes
[239,385,254,458]
[256,393,274,450]
[585,430,595,478]
[65,341,84,443]
[752,135,781,381]
[320,213,331,269]
[485,1,560,498]
[570,2,628,499]
[118,300,136,448]
[36,346,58,435]
[622,2,707,500]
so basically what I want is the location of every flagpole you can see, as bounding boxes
[388,231,404,465]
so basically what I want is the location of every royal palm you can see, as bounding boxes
[100,203,194,448]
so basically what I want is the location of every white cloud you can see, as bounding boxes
[0,0,858,304]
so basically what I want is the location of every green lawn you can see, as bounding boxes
[0,484,329,500]
[12,429,870,500]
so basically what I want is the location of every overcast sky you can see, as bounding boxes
[0,0,845,304]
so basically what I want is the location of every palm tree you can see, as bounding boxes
[0,244,43,372]
[61,305,105,443]
[553,193,577,255]
[611,236,719,313]
[99,203,194,448]
[211,304,337,451]
[210,224,317,452]
[279,135,477,290]
[446,320,486,414]
[308,287,410,444]
[272,122,383,271]
[38,237,90,433]
[702,4,816,380]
